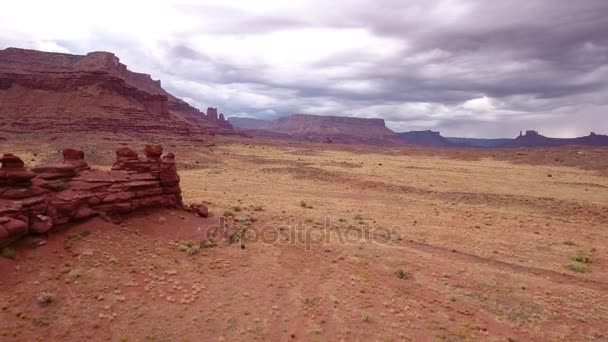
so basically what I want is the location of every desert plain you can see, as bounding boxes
[1,133,607,341]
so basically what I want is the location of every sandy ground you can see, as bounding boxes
[1,134,607,341]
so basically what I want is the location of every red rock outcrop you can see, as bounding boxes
[0,146,183,247]
[0,47,235,136]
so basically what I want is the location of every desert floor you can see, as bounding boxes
[1,134,607,341]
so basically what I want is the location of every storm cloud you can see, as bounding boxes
[1,0,607,137]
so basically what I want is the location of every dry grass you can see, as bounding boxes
[1,134,607,341]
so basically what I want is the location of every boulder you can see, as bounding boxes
[30,215,53,234]
[190,204,209,218]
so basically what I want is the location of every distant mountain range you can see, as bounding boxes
[230,116,608,148]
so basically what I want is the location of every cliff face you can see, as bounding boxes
[508,131,608,148]
[397,130,462,147]
[0,48,234,136]
[229,114,404,146]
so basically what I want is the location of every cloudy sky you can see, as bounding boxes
[1,0,607,137]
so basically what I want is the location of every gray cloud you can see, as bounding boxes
[1,0,607,137]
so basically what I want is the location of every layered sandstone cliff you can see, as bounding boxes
[229,114,404,146]
[0,48,233,136]
[0,145,182,247]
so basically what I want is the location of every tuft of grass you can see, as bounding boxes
[300,200,313,209]
[232,206,242,212]
[362,312,373,323]
[37,292,55,307]
[202,238,217,249]
[570,251,592,264]
[32,317,51,327]
[1,247,16,260]
[68,269,82,280]
[563,241,576,246]
[174,240,201,256]
[253,204,264,212]
[567,261,588,273]
[223,210,234,218]
[395,269,409,279]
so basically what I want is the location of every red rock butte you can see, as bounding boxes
[0,47,233,136]
[0,146,182,247]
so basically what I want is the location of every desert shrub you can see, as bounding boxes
[202,238,217,249]
[223,210,234,218]
[395,269,409,279]
[570,251,592,264]
[354,214,364,220]
[300,200,313,209]
[37,292,55,307]
[362,312,373,323]
[175,241,200,256]
[232,206,242,212]
[1,247,16,260]
[253,204,264,212]
[32,317,50,327]
[567,261,588,273]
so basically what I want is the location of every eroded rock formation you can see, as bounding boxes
[0,146,182,247]
[229,114,405,146]
[0,47,235,136]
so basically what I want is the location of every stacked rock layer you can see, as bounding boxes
[0,145,182,247]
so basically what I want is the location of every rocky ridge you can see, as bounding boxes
[0,47,233,136]
[0,145,182,247]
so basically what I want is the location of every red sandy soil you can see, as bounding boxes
[1,135,607,341]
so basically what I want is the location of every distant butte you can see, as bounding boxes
[229,114,404,146]
[0,47,235,137]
